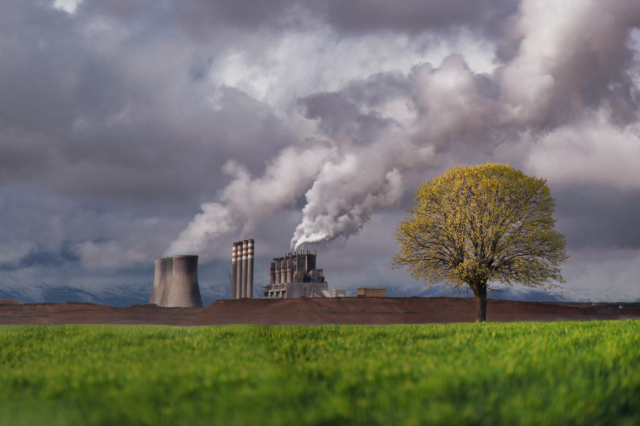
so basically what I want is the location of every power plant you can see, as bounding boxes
[231,239,254,299]
[150,240,347,305]
[149,255,203,308]
[263,250,336,298]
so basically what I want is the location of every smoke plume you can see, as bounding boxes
[168,0,640,257]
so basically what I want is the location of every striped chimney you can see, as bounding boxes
[241,240,248,298]
[247,239,254,299]
[235,241,243,299]
[231,243,238,300]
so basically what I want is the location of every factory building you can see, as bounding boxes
[231,239,254,299]
[149,255,203,308]
[263,250,332,298]
[332,289,347,297]
[357,287,386,297]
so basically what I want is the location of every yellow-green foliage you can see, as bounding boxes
[1,322,639,426]
[393,163,568,291]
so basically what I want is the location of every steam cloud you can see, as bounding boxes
[168,0,640,256]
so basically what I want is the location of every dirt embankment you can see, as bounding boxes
[0,297,639,326]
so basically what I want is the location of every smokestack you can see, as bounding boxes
[149,259,163,305]
[231,243,238,300]
[165,255,203,308]
[270,262,276,285]
[286,266,292,283]
[241,240,248,298]
[247,239,254,299]
[159,257,173,307]
[235,241,243,299]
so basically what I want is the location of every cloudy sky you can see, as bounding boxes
[2,0,640,303]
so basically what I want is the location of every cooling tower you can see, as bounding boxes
[165,255,203,308]
[149,259,163,305]
[247,239,254,298]
[231,243,238,300]
[159,257,173,307]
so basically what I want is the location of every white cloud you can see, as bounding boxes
[52,0,82,14]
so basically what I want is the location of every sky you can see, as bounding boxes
[2,0,640,304]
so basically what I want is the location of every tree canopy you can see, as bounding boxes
[392,163,568,322]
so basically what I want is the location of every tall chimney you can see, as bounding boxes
[241,240,248,298]
[165,255,203,308]
[159,257,173,307]
[231,243,238,300]
[235,241,243,299]
[149,259,163,305]
[247,239,254,299]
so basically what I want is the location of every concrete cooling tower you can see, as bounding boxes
[149,259,163,305]
[165,255,203,308]
[159,257,173,307]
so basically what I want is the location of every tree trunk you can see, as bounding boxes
[475,283,487,323]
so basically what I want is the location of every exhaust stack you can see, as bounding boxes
[165,255,203,308]
[235,241,243,299]
[231,243,238,299]
[231,239,255,298]
[247,239,254,298]
[241,240,248,298]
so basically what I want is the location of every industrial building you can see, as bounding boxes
[231,239,254,299]
[357,287,386,297]
[332,289,347,297]
[263,250,333,298]
[149,255,203,308]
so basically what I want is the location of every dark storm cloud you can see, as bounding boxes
[78,0,522,43]
[317,0,519,35]
[0,0,296,198]
[298,72,412,143]
[555,186,640,251]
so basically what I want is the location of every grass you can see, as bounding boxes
[0,321,639,425]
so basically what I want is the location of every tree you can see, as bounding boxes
[392,164,568,322]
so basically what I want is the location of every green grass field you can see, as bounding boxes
[1,321,639,426]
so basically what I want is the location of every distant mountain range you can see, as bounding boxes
[0,281,229,307]
[0,280,636,307]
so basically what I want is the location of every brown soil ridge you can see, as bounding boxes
[0,297,639,326]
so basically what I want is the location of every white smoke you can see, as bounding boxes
[168,0,640,257]
[501,0,640,123]
[165,145,339,256]
[526,110,640,189]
